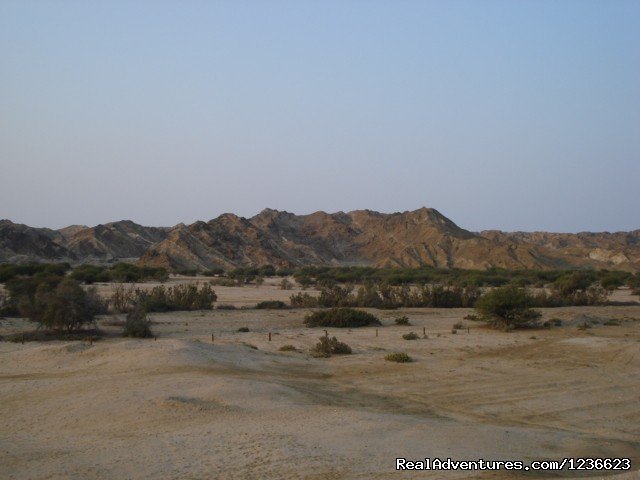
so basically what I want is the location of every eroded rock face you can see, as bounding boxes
[1,209,639,271]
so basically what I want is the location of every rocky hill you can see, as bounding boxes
[1,208,639,271]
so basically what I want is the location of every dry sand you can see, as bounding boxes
[1,282,639,479]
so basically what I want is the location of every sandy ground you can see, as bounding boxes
[1,283,639,479]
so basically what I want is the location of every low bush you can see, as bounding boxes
[111,283,217,313]
[312,336,352,357]
[304,308,381,328]
[279,344,298,352]
[452,321,464,330]
[402,332,419,340]
[216,304,237,310]
[394,316,410,325]
[237,327,250,332]
[4,328,103,342]
[475,285,542,329]
[255,300,288,309]
[123,306,152,338]
[385,352,412,363]
[208,277,238,287]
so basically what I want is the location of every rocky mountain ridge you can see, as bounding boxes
[1,208,638,271]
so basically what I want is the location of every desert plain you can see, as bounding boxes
[1,277,639,479]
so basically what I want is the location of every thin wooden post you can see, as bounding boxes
[211,333,214,343]
[324,330,328,338]
[268,332,271,341]
[375,328,378,337]
[423,327,426,336]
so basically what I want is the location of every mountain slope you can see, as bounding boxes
[1,210,639,271]
[0,220,76,263]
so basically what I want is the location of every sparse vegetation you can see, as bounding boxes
[110,283,217,313]
[531,271,610,307]
[237,327,250,332]
[311,282,480,309]
[216,304,237,310]
[312,336,352,357]
[71,263,168,284]
[453,321,464,330]
[289,292,319,308]
[304,308,381,328]
[280,278,293,290]
[278,344,298,352]
[475,285,542,330]
[385,352,412,363]
[402,332,419,340]
[255,300,288,309]
[284,265,590,288]
[394,316,410,325]
[0,263,70,283]
[207,277,238,287]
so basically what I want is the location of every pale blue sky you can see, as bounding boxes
[1,1,638,232]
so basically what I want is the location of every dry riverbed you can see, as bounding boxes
[1,282,639,479]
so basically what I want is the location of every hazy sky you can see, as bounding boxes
[1,1,638,232]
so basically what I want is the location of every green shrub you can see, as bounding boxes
[453,321,464,330]
[16,278,104,331]
[402,332,419,340]
[123,306,152,338]
[304,308,381,328]
[0,263,70,283]
[385,352,412,363]
[394,316,410,325]
[70,264,111,284]
[109,263,168,283]
[475,285,542,329]
[237,327,250,332]
[312,336,352,357]
[255,300,288,309]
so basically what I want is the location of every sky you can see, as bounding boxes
[1,1,638,233]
